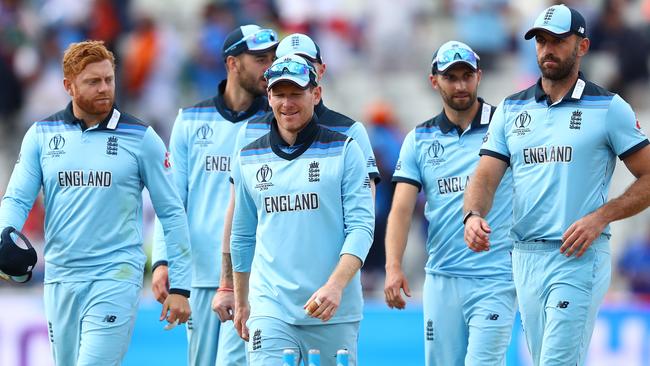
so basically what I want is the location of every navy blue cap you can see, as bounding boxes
[0,227,37,283]
[222,25,279,58]
[525,4,587,40]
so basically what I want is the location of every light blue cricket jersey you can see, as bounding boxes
[481,74,649,241]
[152,80,270,288]
[393,99,514,279]
[230,116,375,325]
[0,104,191,294]
[232,100,380,183]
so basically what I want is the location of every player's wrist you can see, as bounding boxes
[463,210,482,225]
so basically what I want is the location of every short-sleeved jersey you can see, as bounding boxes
[151,80,269,288]
[481,74,649,241]
[230,116,374,325]
[0,104,191,294]
[232,100,380,183]
[393,99,514,279]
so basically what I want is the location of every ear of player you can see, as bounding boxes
[0,226,37,283]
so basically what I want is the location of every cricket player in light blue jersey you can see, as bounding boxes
[151,25,278,366]
[384,41,516,366]
[464,5,650,365]
[0,41,191,366]
[230,54,374,366]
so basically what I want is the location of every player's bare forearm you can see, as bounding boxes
[233,271,250,340]
[220,253,234,288]
[370,179,376,201]
[385,183,418,270]
[327,254,362,290]
[463,156,507,216]
[220,185,235,288]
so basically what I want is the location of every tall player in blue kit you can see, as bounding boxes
[464,5,650,365]
[384,41,516,365]
[150,25,278,365]
[0,41,191,366]
[230,54,374,366]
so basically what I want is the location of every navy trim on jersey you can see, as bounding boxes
[531,72,613,104]
[620,140,650,160]
[315,100,356,129]
[392,176,422,191]
[435,97,493,136]
[58,102,148,131]
[479,149,510,165]
[211,80,269,122]
[269,115,320,160]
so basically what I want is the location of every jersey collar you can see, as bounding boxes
[534,71,587,104]
[314,99,329,118]
[436,97,490,136]
[213,80,269,122]
[269,113,320,160]
[63,102,121,131]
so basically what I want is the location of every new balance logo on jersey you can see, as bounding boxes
[308,161,320,182]
[523,146,573,164]
[486,313,500,321]
[557,301,570,309]
[569,110,582,130]
[264,193,319,213]
[205,155,230,172]
[103,315,117,323]
[106,136,118,156]
[252,329,262,350]
[58,170,112,187]
[437,175,470,195]
[426,319,434,341]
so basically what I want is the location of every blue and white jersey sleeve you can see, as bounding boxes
[605,95,649,159]
[230,151,257,273]
[340,139,375,263]
[480,100,511,163]
[0,124,42,231]
[392,130,422,190]
[152,110,188,268]
[139,127,191,293]
[346,122,380,182]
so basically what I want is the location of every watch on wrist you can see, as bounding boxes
[463,210,482,225]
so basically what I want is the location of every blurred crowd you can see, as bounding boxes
[1,0,650,303]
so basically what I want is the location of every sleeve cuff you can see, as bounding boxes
[169,288,190,298]
[369,172,381,184]
[340,230,373,265]
[479,149,510,165]
[152,260,168,273]
[392,176,422,191]
[619,139,649,160]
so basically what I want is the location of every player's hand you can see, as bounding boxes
[151,265,169,304]
[303,283,343,322]
[212,288,235,321]
[233,302,250,341]
[560,212,608,258]
[464,216,492,252]
[160,293,191,325]
[384,266,411,310]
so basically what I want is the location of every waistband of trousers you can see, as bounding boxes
[514,234,610,252]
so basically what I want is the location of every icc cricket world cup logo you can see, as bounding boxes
[256,164,272,183]
[513,111,532,136]
[49,134,65,150]
[426,140,445,166]
[255,164,274,191]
